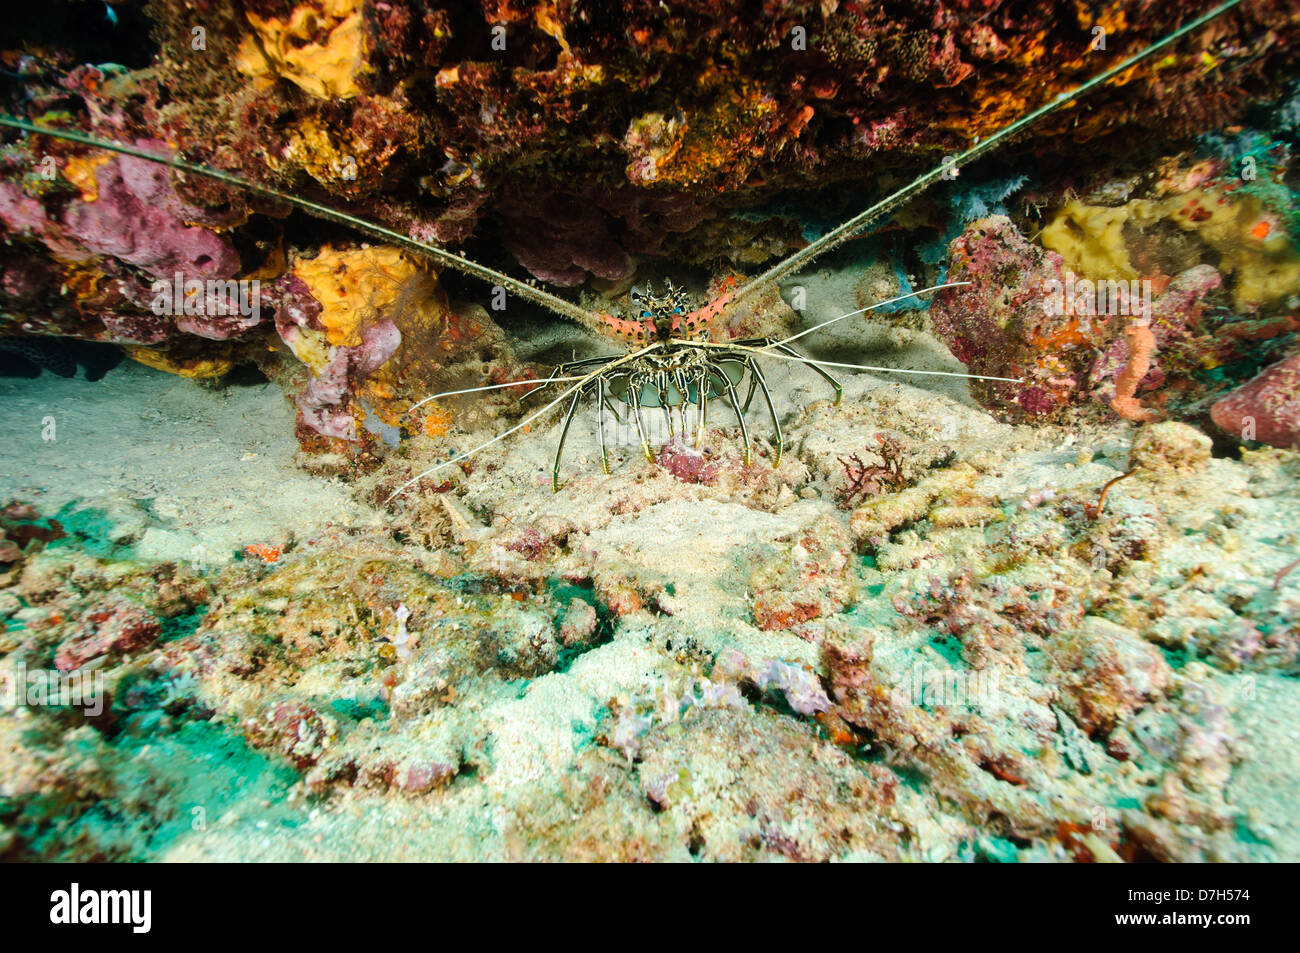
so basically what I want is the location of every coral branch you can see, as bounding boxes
[1110,319,1160,423]
[1091,468,1137,521]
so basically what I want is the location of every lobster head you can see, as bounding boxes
[630,279,692,341]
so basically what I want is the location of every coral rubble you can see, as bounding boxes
[1,1,1299,865]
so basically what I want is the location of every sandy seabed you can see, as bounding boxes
[2,289,1297,862]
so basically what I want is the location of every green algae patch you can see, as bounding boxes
[47,503,124,559]
[546,577,615,673]
[927,633,964,668]
[6,719,299,861]
[975,836,1021,863]
[330,695,389,722]
[161,606,206,642]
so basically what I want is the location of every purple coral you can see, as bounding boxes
[0,183,50,236]
[295,320,402,440]
[270,273,400,440]
[269,274,326,341]
[498,190,634,286]
[60,146,240,280]
[656,437,720,484]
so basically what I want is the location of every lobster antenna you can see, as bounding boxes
[407,376,587,413]
[688,339,1024,383]
[0,115,596,326]
[386,343,659,501]
[727,0,1246,309]
[386,381,589,503]
[775,281,970,348]
[741,347,1026,384]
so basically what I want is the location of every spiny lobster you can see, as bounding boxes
[0,0,1246,499]
[410,277,984,493]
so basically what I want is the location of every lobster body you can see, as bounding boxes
[529,280,844,490]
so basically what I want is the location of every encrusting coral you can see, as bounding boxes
[235,0,368,101]
[3,352,1299,861]
[2,0,1299,447]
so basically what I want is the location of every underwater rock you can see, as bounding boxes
[497,190,635,287]
[931,216,1080,419]
[0,130,249,370]
[1088,266,1223,418]
[53,596,162,672]
[751,659,832,716]
[244,700,337,769]
[295,320,402,441]
[4,327,1298,860]
[9,0,1292,303]
[270,244,526,444]
[1047,617,1172,736]
[934,205,1297,430]
[401,759,456,795]
[558,599,598,648]
[848,463,979,549]
[4,0,1300,867]
[1129,422,1214,473]
[0,503,65,582]
[655,438,721,486]
[633,707,901,862]
[749,514,856,631]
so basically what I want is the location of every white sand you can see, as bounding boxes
[0,361,381,565]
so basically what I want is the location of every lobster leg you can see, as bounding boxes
[746,357,783,468]
[627,386,654,462]
[716,363,751,466]
[522,355,622,404]
[671,371,689,438]
[696,377,709,448]
[553,385,585,492]
[596,381,611,474]
[518,363,565,403]
[740,365,760,413]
